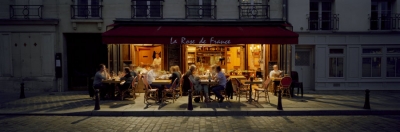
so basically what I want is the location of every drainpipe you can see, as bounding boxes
[282,0,288,22]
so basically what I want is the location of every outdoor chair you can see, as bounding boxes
[163,78,178,103]
[278,76,292,98]
[291,71,303,97]
[142,75,158,104]
[190,79,204,103]
[254,77,271,103]
[118,76,138,100]
[233,78,250,102]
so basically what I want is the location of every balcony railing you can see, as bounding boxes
[10,5,43,19]
[71,5,103,19]
[369,13,400,30]
[185,5,216,19]
[307,14,339,30]
[238,4,270,19]
[131,5,163,19]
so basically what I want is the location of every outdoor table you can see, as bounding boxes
[229,75,247,80]
[199,80,218,102]
[102,79,123,99]
[152,79,171,103]
[244,80,263,103]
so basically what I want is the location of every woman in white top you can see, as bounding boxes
[269,65,282,78]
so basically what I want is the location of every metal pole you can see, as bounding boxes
[277,89,283,110]
[187,89,193,110]
[94,89,100,110]
[363,89,370,109]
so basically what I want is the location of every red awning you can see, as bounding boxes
[102,26,298,44]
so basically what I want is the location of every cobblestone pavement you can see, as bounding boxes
[0,115,399,132]
[0,91,400,114]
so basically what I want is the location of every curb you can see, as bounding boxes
[1,109,400,117]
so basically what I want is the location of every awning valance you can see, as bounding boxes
[102,26,298,44]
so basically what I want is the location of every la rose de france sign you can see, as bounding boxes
[170,37,231,44]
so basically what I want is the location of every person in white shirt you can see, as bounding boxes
[269,65,282,78]
[211,66,227,103]
[152,53,162,71]
[147,65,163,103]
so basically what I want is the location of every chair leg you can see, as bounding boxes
[301,84,303,97]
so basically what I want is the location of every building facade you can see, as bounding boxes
[0,0,292,92]
[289,0,400,90]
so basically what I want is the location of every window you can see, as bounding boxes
[73,0,101,19]
[239,0,269,19]
[309,1,334,30]
[387,48,400,77]
[186,0,214,19]
[362,48,382,77]
[133,1,162,18]
[370,1,392,30]
[329,48,344,77]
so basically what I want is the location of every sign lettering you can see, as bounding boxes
[170,37,231,44]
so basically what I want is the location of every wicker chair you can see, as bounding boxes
[278,76,292,98]
[142,75,158,104]
[118,76,138,100]
[163,78,178,103]
[254,77,271,103]
[233,78,250,102]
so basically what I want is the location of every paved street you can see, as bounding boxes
[0,115,399,132]
[1,90,400,116]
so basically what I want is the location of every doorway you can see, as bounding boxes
[294,47,314,90]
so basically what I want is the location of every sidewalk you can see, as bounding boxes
[1,90,400,116]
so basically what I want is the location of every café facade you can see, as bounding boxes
[101,20,298,92]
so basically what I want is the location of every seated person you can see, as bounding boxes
[269,65,282,78]
[166,66,181,89]
[189,76,209,102]
[211,66,227,103]
[93,64,110,100]
[147,65,163,103]
[120,68,133,91]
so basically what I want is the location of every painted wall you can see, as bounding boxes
[297,34,400,90]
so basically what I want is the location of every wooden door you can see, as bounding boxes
[138,49,153,66]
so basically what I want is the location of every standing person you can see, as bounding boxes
[211,66,227,103]
[93,64,110,100]
[269,65,282,78]
[152,53,162,71]
[147,65,163,103]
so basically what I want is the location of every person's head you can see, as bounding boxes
[140,62,144,67]
[156,53,160,58]
[273,65,278,71]
[99,64,106,72]
[216,66,222,72]
[189,65,197,74]
[170,66,178,73]
[124,67,130,74]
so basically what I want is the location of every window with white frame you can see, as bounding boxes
[386,48,400,77]
[239,0,268,19]
[134,0,162,18]
[309,1,333,30]
[186,0,213,18]
[362,48,382,77]
[328,48,344,77]
[74,0,101,18]
[370,1,393,30]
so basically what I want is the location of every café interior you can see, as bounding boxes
[107,43,292,94]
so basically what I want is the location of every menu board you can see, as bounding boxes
[167,44,181,69]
